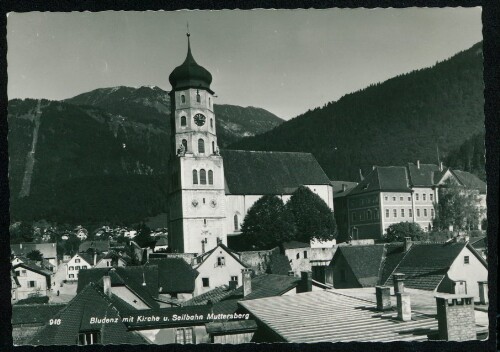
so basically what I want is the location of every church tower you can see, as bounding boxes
[167,32,227,254]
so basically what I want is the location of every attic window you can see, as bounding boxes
[464,256,470,264]
[216,257,225,267]
[78,331,101,345]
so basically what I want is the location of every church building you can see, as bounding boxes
[167,33,334,255]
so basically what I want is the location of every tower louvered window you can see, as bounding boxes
[198,139,205,154]
[200,169,207,184]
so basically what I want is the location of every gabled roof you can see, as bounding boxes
[349,166,410,196]
[330,180,359,193]
[407,163,440,186]
[382,242,469,290]
[452,169,487,193]
[29,283,149,345]
[76,266,159,309]
[182,285,236,306]
[238,290,439,343]
[148,257,197,294]
[332,245,386,287]
[470,236,487,249]
[11,243,57,259]
[194,243,248,270]
[75,252,102,266]
[220,149,331,195]
[12,304,66,326]
[227,274,300,302]
[13,262,52,277]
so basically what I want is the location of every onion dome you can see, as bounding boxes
[169,33,213,93]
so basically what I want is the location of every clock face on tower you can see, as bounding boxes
[194,113,206,126]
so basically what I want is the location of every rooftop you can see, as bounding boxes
[149,257,197,294]
[220,149,331,195]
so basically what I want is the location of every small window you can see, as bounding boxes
[204,219,207,226]
[417,209,421,217]
[196,92,201,103]
[401,209,405,217]
[400,196,403,201]
[430,194,434,201]
[416,194,419,201]
[198,139,205,154]
[393,209,397,218]
[409,209,413,217]
[75,259,80,263]
[82,266,87,269]
[181,95,186,103]
[212,141,215,153]
[392,197,396,201]
[182,139,188,152]
[385,209,389,218]
[296,253,300,259]
[234,214,239,231]
[304,251,308,259]
[175,327,193,344]
[231,275,238,283]
[384,196,388,201]
[180,116,187,126]
[208,170,213,185]
[431,209,434,218]
[424,209,428,217]
[210,118,213,128]
[69,274,74,278]
[423,194,427,201]
[193,170,198,185]
[69,266,74,271]
[408,196,411,201]
[464,256,470,264]
[202,278,210,287]
[78,331,101,345]
[28,281,36,288]
[200,169,207,184]
[75,266,80,270]
[374,209,379,219]
[367,210,371,220]
[217,257,225,267]
[209,97,211,106]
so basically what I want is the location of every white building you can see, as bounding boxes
[167,34,334,256]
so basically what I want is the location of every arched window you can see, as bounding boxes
[196,92,201,103]
[212,141,215,154]
[200,169,207,184]
[234,214,239,231]
[198,139,205,154]
[208,170,213,185]
[192,170,198,184]
[181,95,186,103]
[182,139,188,152]
[180,116,186,127]
[210,118,213,128]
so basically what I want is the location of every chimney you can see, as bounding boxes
[359,169,364,181]
[478,281,488,305]
[103,275,112,297]
[439,161,444,171]
[417,160,420,169]
[392,273,405,294]
[298,271,313,293]
[288,270,295,277]
[342,184,347,192]
[375,286,391,311]
[242,268,252,297]
[435,294,476,341]
[228,280,237,291]
[396,292,411,321]
[404,237,412,252]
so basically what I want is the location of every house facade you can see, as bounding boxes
[66,253,94,281]
[12,263,52,300]
[335,162,486,241]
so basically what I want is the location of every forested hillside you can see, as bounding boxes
[231,42,484,181]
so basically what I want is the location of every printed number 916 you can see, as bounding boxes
[49,319,61,325]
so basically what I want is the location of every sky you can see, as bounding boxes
[7,8,482,120]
